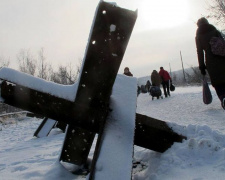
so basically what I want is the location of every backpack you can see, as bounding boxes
[209,37,225,56]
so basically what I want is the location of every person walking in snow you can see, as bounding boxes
[195,17,225,109]
[123,67,133,77]
[145,80,151,92]
[159,67,172,98]
[151,70,161,87]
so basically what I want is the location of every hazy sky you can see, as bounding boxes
[0,0,213,77]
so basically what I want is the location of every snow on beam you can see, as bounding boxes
[0,67,78,102]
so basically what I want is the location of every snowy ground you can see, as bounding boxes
[1,85,225,180]
[135,85,225,180]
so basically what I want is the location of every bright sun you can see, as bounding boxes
[137,0,190,30]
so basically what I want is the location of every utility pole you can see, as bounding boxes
[180,51,186,83]
[169,63,172,76]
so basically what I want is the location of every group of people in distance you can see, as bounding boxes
[122,17,225,110]
[151,67,172,98]
[123,66,172,98]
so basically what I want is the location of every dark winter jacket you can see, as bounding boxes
[159,69,171,82]
[195,23,225,86]
[151,70,161,87]
[146,80,151,88]
[124,71,133,77]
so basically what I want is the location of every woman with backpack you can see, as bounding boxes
[151,70,161,87]
[150,70,163,100]
[195,17,225,109]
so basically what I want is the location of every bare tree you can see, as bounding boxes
[0,56,10,68]
[49,60,82,85]
[67,62,76,84]
[17,49,36,75]
[58,65,68,85]
[67,59,82,83]
[37,48,48,80]
[49,65,68,85]
[48,65,57,83]
[74,58,82,81]
[206,0,225,25]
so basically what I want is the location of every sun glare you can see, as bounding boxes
[138,0,190,30]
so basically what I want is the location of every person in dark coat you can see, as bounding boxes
[151,70,161,87]
[137,86,141,96]
[145,80,151,92]
[123,67,133,77]
[195,17,225,109]
[159,67,172,97]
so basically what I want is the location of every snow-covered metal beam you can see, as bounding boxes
[0,80,186,152]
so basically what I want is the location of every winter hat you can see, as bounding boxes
[124,67,129,71]
[197,17,209,27]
